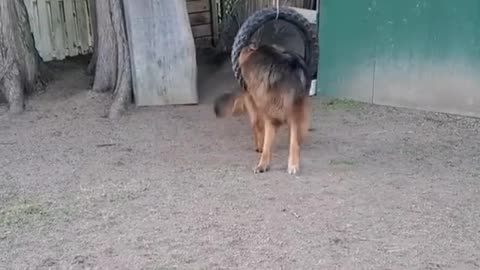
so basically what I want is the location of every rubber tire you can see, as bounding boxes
[231,7,319,89]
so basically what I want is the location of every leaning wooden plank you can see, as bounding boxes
[123,0,199,106]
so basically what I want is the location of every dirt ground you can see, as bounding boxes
[1,54,480,270]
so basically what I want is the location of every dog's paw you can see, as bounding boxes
[287,164,299,175]
[254,164,269,174]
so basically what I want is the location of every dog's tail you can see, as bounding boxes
[213,92,247,118]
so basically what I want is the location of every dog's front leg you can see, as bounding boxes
[254,120,276,173]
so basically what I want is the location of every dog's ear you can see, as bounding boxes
[247,42,258,51]
[239,43,258,66]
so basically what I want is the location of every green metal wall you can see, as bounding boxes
[317,0,480,117]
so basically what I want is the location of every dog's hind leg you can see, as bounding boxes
[254,120,276,173]
[287,120,301,175]
[288,99,310,175]
[298,98,312,145]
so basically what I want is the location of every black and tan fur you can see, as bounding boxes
[214,44,312,175]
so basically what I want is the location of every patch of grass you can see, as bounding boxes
[325,98,362,110]
[329,159,356,166]
[469,172,480,178]
[0,200,49,227]
[155,267,179,270]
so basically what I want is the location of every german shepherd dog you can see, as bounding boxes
[214,43,312,175]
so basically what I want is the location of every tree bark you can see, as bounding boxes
[92,0,132,119]
[92,0,117,93]
[0,0,45,114]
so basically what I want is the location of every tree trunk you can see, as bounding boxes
[92,0,131,119]
[0,0,45,114]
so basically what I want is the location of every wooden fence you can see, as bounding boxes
[25,0,313,61]
[187,0,219,48]
[25,0,94,62]
[25,0,218,61]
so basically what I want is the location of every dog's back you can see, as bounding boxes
[241,44,311,92]
[239,44,311,124]
[214,44,311,123]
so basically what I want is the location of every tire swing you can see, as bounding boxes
[230,7,319,90]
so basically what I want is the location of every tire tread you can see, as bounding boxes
[231,7,319,89]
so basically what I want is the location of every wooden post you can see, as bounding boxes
[210,0,219,46]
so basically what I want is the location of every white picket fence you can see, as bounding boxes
[25,0,94,62]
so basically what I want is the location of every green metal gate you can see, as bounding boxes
[318,0,480,117]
